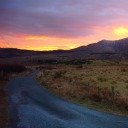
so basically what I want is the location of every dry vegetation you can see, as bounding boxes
[38,61,128,115]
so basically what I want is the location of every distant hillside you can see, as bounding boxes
[0,48,70,58]
[73,38,128,54]
[0,38,128,60]
[0,48,38,58]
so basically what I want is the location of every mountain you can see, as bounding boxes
[73,38,128,54]
[0,38,128,60]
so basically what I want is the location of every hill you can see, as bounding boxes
[73,38,128,54]
[0,38,128,60]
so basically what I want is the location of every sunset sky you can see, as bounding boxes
[0,0,128,51]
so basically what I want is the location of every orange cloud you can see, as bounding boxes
[1,25,128,51]
[24,35,48,40]
[26,46,59,51]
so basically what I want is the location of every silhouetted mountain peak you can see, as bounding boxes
[0,38,128,59]
[74,38,128,53]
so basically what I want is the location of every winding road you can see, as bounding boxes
[6,71,128,128]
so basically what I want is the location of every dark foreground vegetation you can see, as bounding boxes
[0,63,27,80]
[0,63,27,127]
[0,81,8,128]
[0,63,27,73]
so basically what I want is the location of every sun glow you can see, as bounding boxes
[114,27,128,37]
[26,46,60,51]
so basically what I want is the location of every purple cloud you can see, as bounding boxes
[0,0,128,38]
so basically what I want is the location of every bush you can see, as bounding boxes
[53,70,66,79]
[0,63,27,74]
[97,77,107,82]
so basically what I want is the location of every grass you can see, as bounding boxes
[70,98,127,116]
[37,60,128,115]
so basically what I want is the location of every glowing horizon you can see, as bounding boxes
[0,0,128,51]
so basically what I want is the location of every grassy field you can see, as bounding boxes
[38,60,128,115]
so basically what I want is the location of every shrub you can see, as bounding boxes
[120,67,127,72]
[53,70,66,79]
[97,77,107,82]
[0,63,27,74]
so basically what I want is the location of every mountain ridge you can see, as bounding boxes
[0,37,128,60]
[72,37,128,53]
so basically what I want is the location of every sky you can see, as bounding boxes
[0,0,128,51]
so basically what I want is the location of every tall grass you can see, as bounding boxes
[38,63,128,114]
